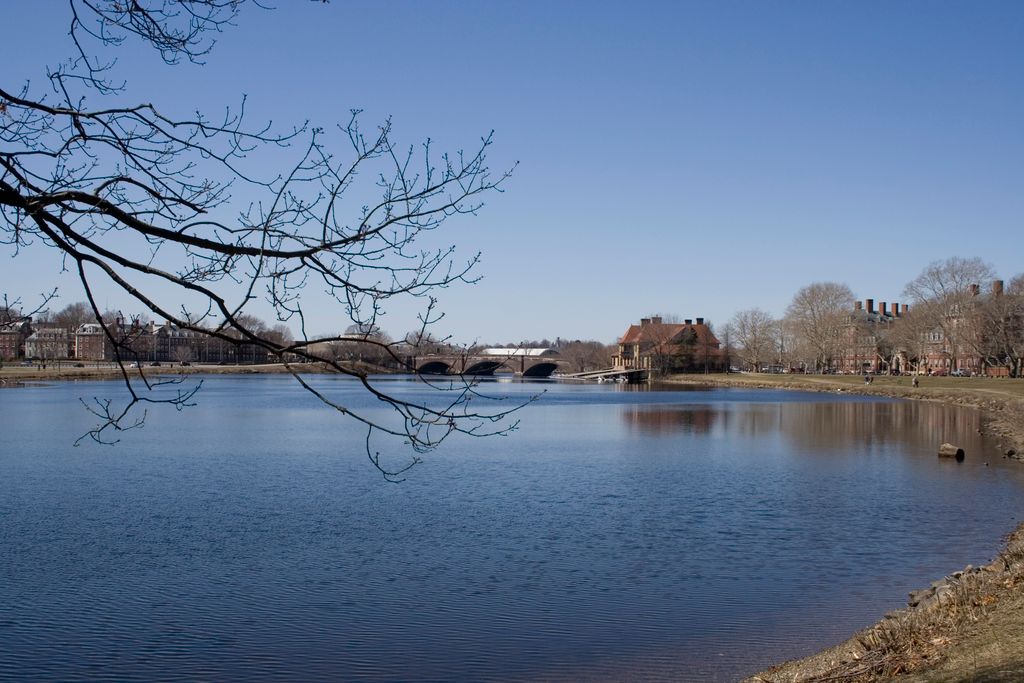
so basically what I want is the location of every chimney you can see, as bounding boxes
[904,304,910,314]
[994,280,1004,296]
[640,318,651,327]
[880,302,888,317]
[893,303,900,317]
[696,317,704,325]
[684,319,693,325]
[866,299,874,314]
[969,284,980,296]
[651,316,662,325]
[855,301,863,311]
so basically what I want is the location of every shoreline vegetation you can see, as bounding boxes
[4,366,1023,680]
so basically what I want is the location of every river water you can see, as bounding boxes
[2,376,1023,682]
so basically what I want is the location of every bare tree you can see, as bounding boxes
[673,326,699,371]
[888,305,934,375]
[172,345,194,365]
[869,315,900,374]
[558,340,611,373]
[340,324,395,369]
[785,282,854,372]
[719,324,734,371]
[903,257,995,373]
[1,292,56,325]
[727,308,777,372]
[776,317,806,371]
[50,301,96,330]
[694,320,719,374]
[642,316,684,376]
[969,275,1024,377]
[266,324,294,348]
[1,1,524,478]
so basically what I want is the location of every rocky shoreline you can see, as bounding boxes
[661,373,1024,682]
[743,522,1024,682]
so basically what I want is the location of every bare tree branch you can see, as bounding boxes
[2,0,525,476]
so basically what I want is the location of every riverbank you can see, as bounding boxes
[661,374,1024,682]
[744,522,1024,683]
[0,360,388,385]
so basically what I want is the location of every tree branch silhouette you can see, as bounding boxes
[2,0,525,478]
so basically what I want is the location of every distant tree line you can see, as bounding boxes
[723,257,1024,377]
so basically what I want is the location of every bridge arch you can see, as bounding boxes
[417,360,451,375]
[522,362,559,378]
[463,360,505,376]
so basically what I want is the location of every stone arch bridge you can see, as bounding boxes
[409,348,566,377]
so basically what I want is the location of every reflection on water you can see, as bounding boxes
[622,404,717,434]
[1,377,1023,683]
[622,395,990,458]
[770,400,988,456]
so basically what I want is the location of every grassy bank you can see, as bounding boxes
[744,522,1024,683]
[660,374,1024,682]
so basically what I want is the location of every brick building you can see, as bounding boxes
[110,320,270,365]
[0,318,33,360]
[613,316,727,373]
[837,281,1015,376]
[837,298,905,374]
[913,281,1012,377]
[0,314,274,365]
[73,322,114,360]
[24,327,72,360]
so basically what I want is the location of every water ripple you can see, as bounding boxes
[2,377,1022,681]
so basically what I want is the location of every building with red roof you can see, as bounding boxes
[613,316,726,374]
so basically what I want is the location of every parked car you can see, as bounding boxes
[950,369,971,377]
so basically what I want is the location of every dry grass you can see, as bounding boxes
[746,509,1024,682]
[669,372,1024,401]
[811,526,1022,682]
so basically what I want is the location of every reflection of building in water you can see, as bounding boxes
[616,397,992,457]
[730,400,988,456]
[621,405,716,435]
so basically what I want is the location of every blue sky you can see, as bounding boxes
[4,1,1023,344]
